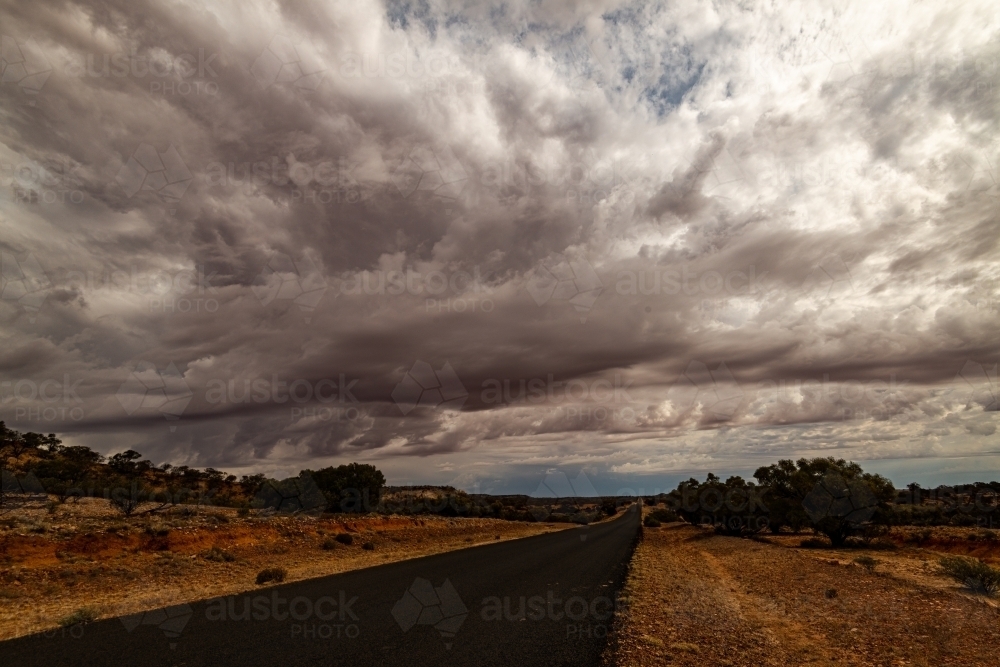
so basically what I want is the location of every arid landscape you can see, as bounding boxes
[0,495,569,641]
[610,510,1000,666]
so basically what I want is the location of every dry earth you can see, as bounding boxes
[609,520,1000,667]
[0,496,569,641]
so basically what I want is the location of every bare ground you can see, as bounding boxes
[609,523,1000,667]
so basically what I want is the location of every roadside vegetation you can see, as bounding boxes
[2,422,626,524]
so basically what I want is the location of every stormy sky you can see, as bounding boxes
[0,0,997,493]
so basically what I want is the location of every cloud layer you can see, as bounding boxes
[1,0,997,489]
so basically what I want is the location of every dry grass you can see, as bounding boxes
[0,495,568,641]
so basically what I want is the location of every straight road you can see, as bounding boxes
[0,505,640,666]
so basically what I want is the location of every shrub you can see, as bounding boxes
[237,507,250,518]
[939,556,1000,595]
[825,588,837,599]
[362,542,375,551]
[204,547,235,562]
[800,537,828,548]
[853,555,879,573]
[907,528,934,545]
[335,533,354,546]
[648,508,679,523]
[109,483,147,517]
[59,608,96,627]
[322,538,338,550]
[256,567,287,585]
[643,516,661,528]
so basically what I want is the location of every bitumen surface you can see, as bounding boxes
[0,505,640,666]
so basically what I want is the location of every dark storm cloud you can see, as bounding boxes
[1,0,997,484]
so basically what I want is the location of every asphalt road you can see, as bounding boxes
[0,505,640,666]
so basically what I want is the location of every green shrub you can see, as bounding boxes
[322,538,338,550]
[362,542,375,551]
[256,567,287,585]
[335,533,354,546]
[643,516,661,528]
[59,608,96,627]
[939,556,1000,595]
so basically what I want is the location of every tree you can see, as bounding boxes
[666,474,769,536]
[306,463,386,513]
[253,474,326,513]
[754,457,895,547]
[108,450,143,475]
[31,446,102,502]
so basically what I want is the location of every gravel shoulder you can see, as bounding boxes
[610,522,1000,666]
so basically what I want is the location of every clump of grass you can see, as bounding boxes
[144,524,171,537]
[321,538,338,550]
[256,567,287,585]
[939,556,1000,595]
[670,642,699,653]
[825,588,838,599]
[58,608,96,627]
[203,547,235,562]
[237,507,251,518]
[335,533,354,546]
[362,542,375,551]
[853,555,880,573]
